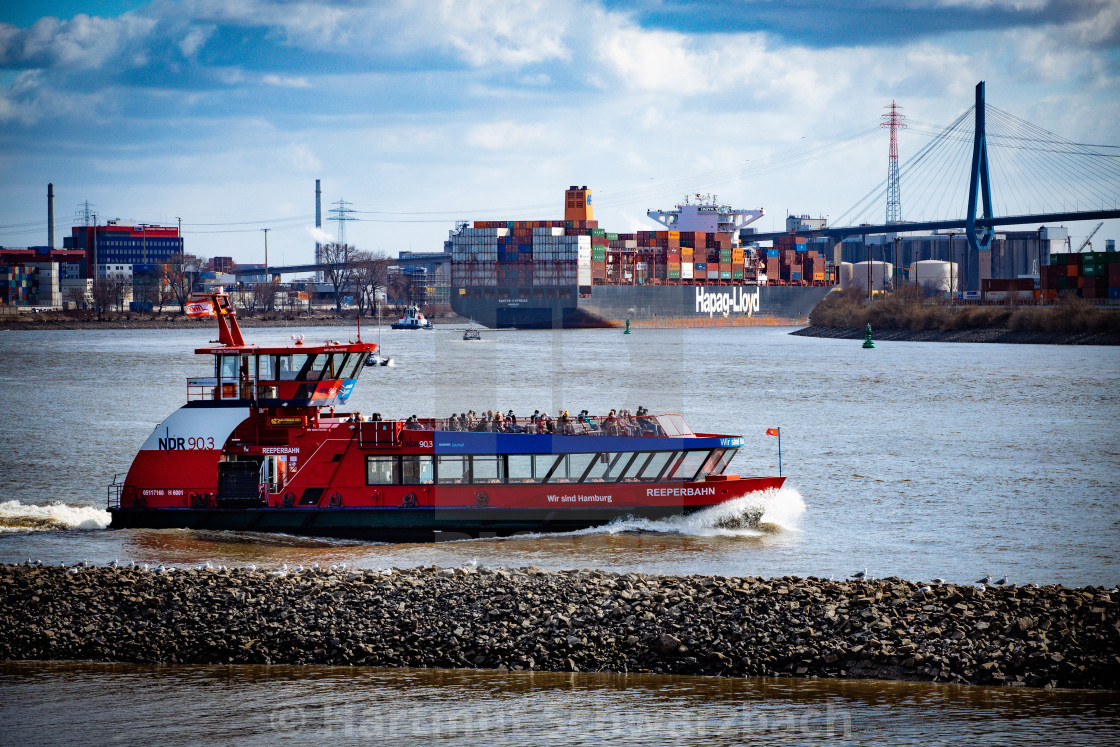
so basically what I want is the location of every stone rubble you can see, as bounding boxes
[2,564,1117,689]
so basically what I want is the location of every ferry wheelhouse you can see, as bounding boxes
[108,294,784,541]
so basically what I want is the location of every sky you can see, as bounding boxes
[1,0,1118,267]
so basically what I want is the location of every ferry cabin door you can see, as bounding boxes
[263,455,288,496]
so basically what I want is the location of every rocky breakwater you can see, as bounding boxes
[1,564,1117,689]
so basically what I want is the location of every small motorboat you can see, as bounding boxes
[392,305,433,330]
[463,327,481,341]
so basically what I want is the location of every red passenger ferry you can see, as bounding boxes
[108,294,785,541]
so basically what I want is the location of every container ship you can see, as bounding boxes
[107,294,785,542]
[449,186,836,329]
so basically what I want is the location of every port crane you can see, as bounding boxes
[1077,222,1103,252]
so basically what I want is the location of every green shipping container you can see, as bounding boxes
[605,233,618,241]
[589,228,606,237]
[1083,265,1098,276]
[732,271,744,279]
[668,270,680,279]
[1102,252,1120,264]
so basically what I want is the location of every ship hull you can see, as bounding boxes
[109,501,750,542]
[451,284,834,329]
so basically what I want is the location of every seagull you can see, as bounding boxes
[109,559,120,568]
[271,570,288,578]
[66,566,80,575]
[851,568,867,581]
[993,575,1008,587]
[976,574,991,586]
[930,577,945,586]
[246,564,257,572]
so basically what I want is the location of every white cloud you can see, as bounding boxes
[262,74,311,88]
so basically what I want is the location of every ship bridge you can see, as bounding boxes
[647,194,764,238]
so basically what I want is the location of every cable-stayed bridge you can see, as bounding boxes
[750,81,1120,250]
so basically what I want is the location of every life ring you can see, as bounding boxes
[282,491,296,508]
[328,492,343,508]
[191,492,208,509]
[475,490,489,507]
[401,491,417,508]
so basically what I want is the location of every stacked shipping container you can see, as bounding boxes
[451,221,836,293]
[1041,252,1120,300]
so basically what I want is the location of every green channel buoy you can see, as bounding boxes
[624,318,632,334]
[862,323,875,348]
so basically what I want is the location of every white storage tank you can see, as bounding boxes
[838,262,854,291]
[911,260,958,293]
[849,261,893,292]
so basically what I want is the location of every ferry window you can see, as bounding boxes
[636,451,677,482]
[366,456,397,485]
[217,354,239,379]
[278,354,307,381]
[666,450,712,482]
[507,454,556,484]
[257,354,275,380]
[506,454,535,483]
[436,456,468,484]
[583,452,631,483]
[471,456,503,484]
[302,353,324,380]
[401,456,433,485]
[698,448,736,477]
[613,452,643,481]
[339,353,363,380]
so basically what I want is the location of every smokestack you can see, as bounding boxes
[47,183,55,249]
[315,178,322,252]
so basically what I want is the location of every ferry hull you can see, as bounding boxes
[450,284,834,329]
[109,503,737,542]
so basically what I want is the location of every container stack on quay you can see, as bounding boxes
[1041,251,1120,301]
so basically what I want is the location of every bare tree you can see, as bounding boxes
[352,249,390,316]
[91,275,121,322]
[320,242,356,314]
[253,278,282,312]
[134,274,160,313]
[387,270,416,307]
[163,253,204,313]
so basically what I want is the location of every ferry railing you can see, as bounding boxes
[405,414,684,437]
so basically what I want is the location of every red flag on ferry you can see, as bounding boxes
[185,300,216,317]
[766,428,779,437]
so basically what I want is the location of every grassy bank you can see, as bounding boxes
[809,287,1120,337]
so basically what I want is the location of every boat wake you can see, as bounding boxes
[0,500,111,534]
[577,486,805,539]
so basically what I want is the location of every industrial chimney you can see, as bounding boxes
[315,178,322,281]
[47,183,55,248]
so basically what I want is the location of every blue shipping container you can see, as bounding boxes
[767,249,779,257]
[695,262,706,270]
[791,272,802,280]
[1109,287,1120,299]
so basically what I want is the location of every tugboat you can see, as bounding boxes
[391,305,433,330]
[108,293,785,541]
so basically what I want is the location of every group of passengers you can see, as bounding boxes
[440,407,664,436]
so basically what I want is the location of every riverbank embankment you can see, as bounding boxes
[801,287,1120,345]
[0,310,466,331]
[792,325,1120,345]
[2,565,1116,689]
